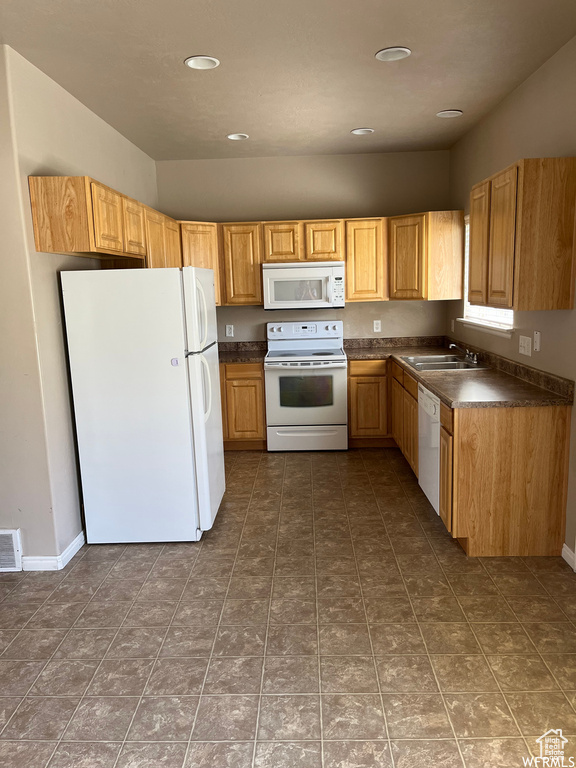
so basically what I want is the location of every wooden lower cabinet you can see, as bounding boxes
[441,405,570,557]
[391,378,404,451]
[439,426,453,534]
[348,360,388,440]
[220,363,266,449]
[402,389,418,476]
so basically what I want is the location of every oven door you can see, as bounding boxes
[264,362,348,426]
[263,267,333,309]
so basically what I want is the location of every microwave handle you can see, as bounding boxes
[326,275,332,304]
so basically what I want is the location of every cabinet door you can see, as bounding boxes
[263,222,303,262]
[346,219,387,302]
[439,426,453,534]
[145,209,166,269]
[91,182,124,252]
[468,182,490,304]
[181,222,221,304]
[388,214,426,299]
[225,377,265,439]
[304,220,344,261]
[349,375,388,436]
[221,223,263,305]
[488,167,517,308]
[164,218,182,268]
[403,389,418,476]
[391,378,404,451]
[122,199,147,257]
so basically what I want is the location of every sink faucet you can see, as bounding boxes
[449,343,479,365]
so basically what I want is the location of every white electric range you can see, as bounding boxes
[264,321,348,451]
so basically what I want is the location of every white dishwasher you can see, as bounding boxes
[418,384,441,514]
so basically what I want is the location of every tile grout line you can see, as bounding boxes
[249,451,285,768]
[339,451,397,768]
[368,452,469,767]
[108,536,211,768]
[311,454,327,768]
[180,450,263,768]
[0,544,124,766]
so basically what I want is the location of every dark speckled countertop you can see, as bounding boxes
[349,346,573,408]
[219,340,573,409]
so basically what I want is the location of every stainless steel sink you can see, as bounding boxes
[400,355,490,372]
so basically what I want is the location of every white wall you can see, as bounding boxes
[157,150,451,222]
[447,35,576,550]
[0,46,157,557]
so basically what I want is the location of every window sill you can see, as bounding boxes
[456,317,514,338]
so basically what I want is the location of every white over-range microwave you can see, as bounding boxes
[262,261,345,310]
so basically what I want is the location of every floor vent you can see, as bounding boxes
[0,529,22,571]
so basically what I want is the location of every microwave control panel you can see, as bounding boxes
[332,275,345,306]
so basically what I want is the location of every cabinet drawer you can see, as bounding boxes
[349,359,388,376]
[440,402,453,433]
[224,363,264,380]
[390,361,404,384]
[403,371,418,400]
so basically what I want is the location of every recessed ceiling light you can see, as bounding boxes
[375,46,411,62]
[351,128,374,135]
[436,110,463,118]
[184,55,220,70]
[227,133,249,141]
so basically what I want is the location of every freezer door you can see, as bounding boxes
[186,342,226,530]
[61,268,201,543]
[182,267,217,352]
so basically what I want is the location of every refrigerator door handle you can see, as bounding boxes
[196,278,208,350]
[200,354,212,422]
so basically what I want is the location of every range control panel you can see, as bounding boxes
[267,321,344,340]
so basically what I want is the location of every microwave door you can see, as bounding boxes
[266,272,330,309]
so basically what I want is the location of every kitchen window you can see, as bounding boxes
[459,217,514,334]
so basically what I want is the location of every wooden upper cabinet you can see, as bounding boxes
[388,211,464,301]
[145,209,167,269]
[388,214,426,299]
[91,182,124,253]
[145,211,182,270]
[468,181,490,305]
[164,218,182,268]
[304,220,344,261]
[487,167,517,308]
[181,222,221,304]
[221,223,263,305]
[122,198,147,257]
[467,158,576,311]
[263,222,303,262]
[345,219,387,302]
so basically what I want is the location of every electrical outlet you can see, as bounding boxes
[225,324,234,338]
[373,320,381,333]
[519,335,532,356]
[533,331,541,352]
[451,319,455,333]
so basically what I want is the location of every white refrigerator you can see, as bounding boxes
[61,267,225,543]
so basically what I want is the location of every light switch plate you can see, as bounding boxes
[373,320,381,333]
[225,325,234,337]
[519,335,532,356]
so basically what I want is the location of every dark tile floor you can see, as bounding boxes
[1,448,576,767]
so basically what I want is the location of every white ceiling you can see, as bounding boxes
[1,0,575,160]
